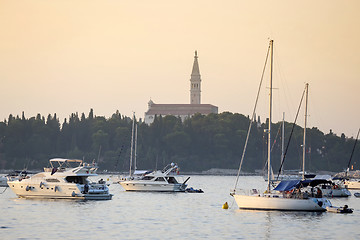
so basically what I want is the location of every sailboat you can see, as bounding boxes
[112,113,148,183]
[342,128,360,189]
[116,113,190,192]
[231,40,332,211]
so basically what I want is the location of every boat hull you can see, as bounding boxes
[233,194,330,212]
[322,188,351,197]
[8,181,112,200]
[120,181,186,192]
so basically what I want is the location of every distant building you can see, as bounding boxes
[144,51,218,125]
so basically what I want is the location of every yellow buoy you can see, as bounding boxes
[222,202,229,209]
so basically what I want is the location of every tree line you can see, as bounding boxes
[0,109,358,173]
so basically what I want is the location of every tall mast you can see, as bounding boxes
[346,128,360,177]
[302,83,309,180]
[267,40,274,192]
[281,112,285,175]
[134,124,138,171]
[129,112,135,177]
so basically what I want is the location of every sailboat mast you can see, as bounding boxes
[129,113,135,177]
[302,83,309,180]
[267,40,274,192]
[134,124,138,171]
[281,112,285,175]
[346,128,360,177]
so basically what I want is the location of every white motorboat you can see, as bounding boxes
[0,175,8,187]
[231,40,332,212]
[119,163,190,192]
[308,175,351,197]
[320,183,351,197]
[7,158,112,200]
[343,179,360,190]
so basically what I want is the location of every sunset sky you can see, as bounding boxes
[1,1,359,137]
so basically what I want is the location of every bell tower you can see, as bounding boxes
[190,50,201,104]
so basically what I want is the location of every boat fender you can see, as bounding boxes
[72,191,76,197]
[26,186,30,191]
[222,202,229,209]
[54,186,59,192]
[40,182,44,188]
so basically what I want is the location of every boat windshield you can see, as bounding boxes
[166,177,178,184]
[155,177,165,182]
[65,176,87,184]
[142,176,154,180]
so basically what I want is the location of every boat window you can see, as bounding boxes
[65,176,86,184]
[142,176,154,180]
[155,177,165,182]
[166,177,178,184]
[45,178,60,182]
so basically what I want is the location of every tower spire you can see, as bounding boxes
[190,50,201,104]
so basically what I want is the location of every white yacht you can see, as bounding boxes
[343,179,360,190]
[119,163,190,192]
[231,40,332,212]
[310,175,351,197]
[7,158,112,200]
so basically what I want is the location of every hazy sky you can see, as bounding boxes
[1,1,359,137]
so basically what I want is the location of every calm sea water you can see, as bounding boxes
[1,175,360,240]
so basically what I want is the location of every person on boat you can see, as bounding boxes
[316,187,322,198]
[98,179,105,184]
[303,191,309,199]
[84,184,89,193]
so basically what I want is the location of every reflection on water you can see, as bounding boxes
[1,175,360,239]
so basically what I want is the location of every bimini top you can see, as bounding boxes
[274,179,332,192]
[50,158,83,163]
[274,180,301,192]
[49,158,83,168]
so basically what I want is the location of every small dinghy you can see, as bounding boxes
[326,205,353,213]
[185,187,204,193]
[353,192,360,197]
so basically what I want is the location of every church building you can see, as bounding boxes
[144,51,218,125]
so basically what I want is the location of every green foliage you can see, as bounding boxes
[0,110,358,173]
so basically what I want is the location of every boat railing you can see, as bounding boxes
[231,188,262,196]
[162,163,179,175]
